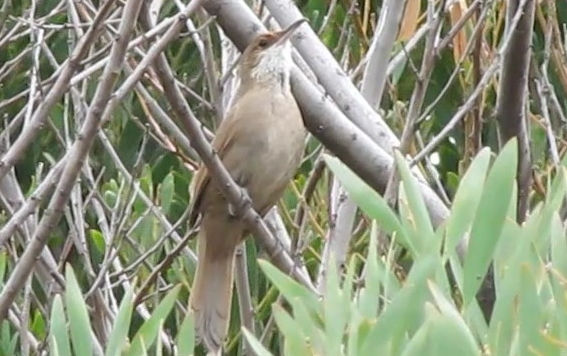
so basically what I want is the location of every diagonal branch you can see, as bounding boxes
[0,0,115,182]
[318,0,408,289]
[203,0,450,226]
[0,0,143,320]
[138,4,317,293]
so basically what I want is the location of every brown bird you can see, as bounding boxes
[188,20,307,353]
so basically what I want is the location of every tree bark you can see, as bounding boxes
[202,0,451,228]
[496,0,535,222]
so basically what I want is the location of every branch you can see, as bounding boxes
[411,0,534,165]
[361,0,407,108]
[261,0,400,152]
[0,0,143,320]
[139,4,317,293]
[203,0,450,228]
[381,0,446,211]
[495,0,535,221]
[0,0,115,182]
[319,0,408,289]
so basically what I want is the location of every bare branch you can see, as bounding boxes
[139,3,316,292]
[496,0,535,222]
[0,0,143,320]
[0,0,115,182]
[203,0,450,228]
[320,0,408,289]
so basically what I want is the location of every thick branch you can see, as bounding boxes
[138,4,316,293]
[496,0,535,222]
[319,0,408,289]
[203,0,450,226]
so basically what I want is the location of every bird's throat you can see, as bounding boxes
[278,72,286,89]
[250,47,292,92]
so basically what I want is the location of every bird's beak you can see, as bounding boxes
[273,19,307,47]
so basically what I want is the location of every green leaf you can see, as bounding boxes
[106,282,136,356]
[391,51,408,85]
[177,312,195,356]
[242,328,273,356]
[518,264,544,356]
[402,304,480,356]
[324,155,411,251]
[155,321,164,356]
[49,295,72,356]
[549,216,567,354]
[117,119,144,171]
[346,311,364,356]
[65,265,93,356]
[395,151,435,253]
[290,297,325,352]
[257,260,319,312]
[272,304,310,355]
[488,223,525,355]
[31,309,46,340]
[0,251,6,288]
[522,168,567,257]
[427,281,479,353]
[89,229,106,255]
[358,221,381,318]
[159,172,175,215]
[489,173,559,355]
[547,167,567,211]
[551,214,567,279]
[127,285,181,356]
[448,256,489,344]
[0,321,17,356]
[445,148,491,257]
[361,255,437,354]
[463,139,517,305]
[323,260,349,356]
[50,337,61,356]
[400,311,431,356]
[137,165,154,209]
[104,190,117,207]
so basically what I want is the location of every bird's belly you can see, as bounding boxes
[237,128,302,213]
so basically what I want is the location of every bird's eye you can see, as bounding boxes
[258,39,269,48]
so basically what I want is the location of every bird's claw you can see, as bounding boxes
[228,187,252,218]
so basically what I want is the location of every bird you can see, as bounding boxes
[188,19,307,353]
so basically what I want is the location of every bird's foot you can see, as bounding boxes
[228,187,252,218]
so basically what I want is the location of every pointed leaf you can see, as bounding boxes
[445,148,491,256]
[177,312,195,356]
[463,139,517,304]
[127,285,181,356]
[272,304,310,355]
[324,260,349,356]
[258,260,319,312]
[362,255,437,354]
[359,221,381,318]
[242,328,273,356]
[324,155,410,250]
[65,265,93,356]
[395,151,435,252]
[106,282,136,356]
[49,295,72,356]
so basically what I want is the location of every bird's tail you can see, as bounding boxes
[190,225,239,353]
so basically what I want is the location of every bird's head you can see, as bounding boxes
[238,19,306,90]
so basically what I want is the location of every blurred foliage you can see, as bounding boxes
[245,141,567,356]
[1,0,567,355]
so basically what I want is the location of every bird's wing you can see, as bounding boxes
[188,107,242,226]
[189,87,275,225]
